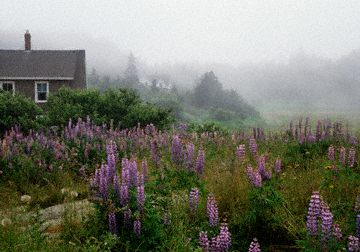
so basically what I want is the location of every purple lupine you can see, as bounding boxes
[133,220,141,236]
[164,212,171,225]
[348,148,356,168]
[108,212,117,235]
[207,194,218,227]
[247,166,253,181]
[357,215,360,240]
[199,231,210,252]
[275,157,281,178]
[137,185,145,212]
[332,222,342,243]
[249,237,261,252]
[142,160,148,182]
[328,146,335,162]
[217,222,232,251]
[307,191,321,237]
[249,138,258,157]
[252,172,262,188]
[340,147,346,166]
[236,144,246,163]
[113,175,121,204]
[185,144,195,172]
[349,235,359,251]
[320,201,333,250]
[150,139,161,169]
[196,150,205,179]
[189,187,199,212]
[120,184,129,207]
[172,135,183,170]
[289,119,293,137]
[355,197,360,213]
[124,208,131,229]
[258,155,266,179]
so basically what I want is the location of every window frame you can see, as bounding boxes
[0,81,15,95]
[35,81,49,103]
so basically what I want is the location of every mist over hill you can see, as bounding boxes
[1,29,360,111]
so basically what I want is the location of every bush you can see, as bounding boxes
[45,86,175,131]
[0,89,44,136]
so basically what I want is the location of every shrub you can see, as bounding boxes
[0,89,44,136]
[45,86,175,131]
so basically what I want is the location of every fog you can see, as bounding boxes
[2,0,360,111]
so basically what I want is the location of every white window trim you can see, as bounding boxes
[0,81,15,95]
[35,81,49,103]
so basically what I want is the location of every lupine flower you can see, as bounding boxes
[120,184,129,207]
[355,197,360,213]
[340,147,346,166]
[249,138,258,157]
[217,222,232,251]
[142,160,148,182]
[207,194,218,227]
[348,148,356,168]
[247,166,253,181]
[236,144,246,163]
[108,212,117,235]
[289,119,293,137]
[196,150,205,179]
[249,237,261,252]
[150,139,161,169]
[275,157,281,178]
[307,191,321,237]
[328,146,335,162]
[137,185,145,212]
[134,220,141,235]
[172,135,183,170]
[357,215,360,240]
[252,171,262,188]
[164,211,171,225]
[185,144,195,172]
[258,155,266,179]
[320,201,333,250]
[124,208,131,229]
[349,235,359,251]
[332,222,342,243]
[189,187,199,212]
[199,231,210,252]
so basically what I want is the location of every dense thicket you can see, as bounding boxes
[0,89,44,136]
[45,87,174,131]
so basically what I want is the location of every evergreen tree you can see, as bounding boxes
[193,71,222,109]
[124,52,139,88]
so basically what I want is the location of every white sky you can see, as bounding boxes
[1,0,360,66]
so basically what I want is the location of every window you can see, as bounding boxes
[1,82,15,94]
[35,82,49,102]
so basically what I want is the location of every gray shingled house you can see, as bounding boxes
[0,31,86,104]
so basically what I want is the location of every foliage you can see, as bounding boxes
[0,89,44,136]
[45,86,174,131]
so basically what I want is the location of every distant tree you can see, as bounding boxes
[123,52,139,88]
[193,71,222,109]
[88,68,100,89]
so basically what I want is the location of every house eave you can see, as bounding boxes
[0,77,74,80]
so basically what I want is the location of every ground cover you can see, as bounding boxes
[1,114,360,251]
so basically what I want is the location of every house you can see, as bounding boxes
[0,30,86,104]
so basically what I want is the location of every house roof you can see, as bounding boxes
[0,50,85,80]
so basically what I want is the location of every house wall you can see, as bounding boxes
[11,80,71,102]
[72,50,87,90]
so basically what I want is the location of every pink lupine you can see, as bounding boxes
[348,148,355,168]
[328,146,335,162]
[340,147,346,166]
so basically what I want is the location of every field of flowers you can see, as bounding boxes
[1,115,360,251]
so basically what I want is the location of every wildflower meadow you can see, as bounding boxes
[1,115,360,251]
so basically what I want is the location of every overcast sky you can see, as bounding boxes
[1,0,360,66]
